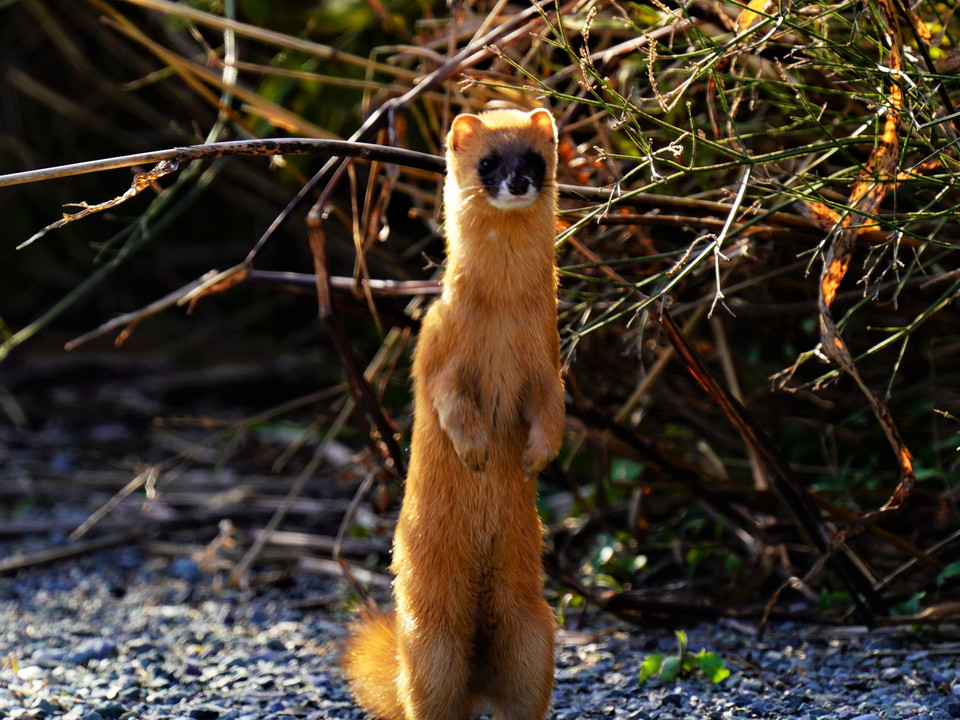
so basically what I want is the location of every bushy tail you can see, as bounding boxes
[341,609,403,720]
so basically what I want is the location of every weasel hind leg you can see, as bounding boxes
[484,600,555,720]
[397,618,477,720]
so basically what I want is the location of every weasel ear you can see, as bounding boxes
[529,108,557,143]
[449,114,484,153]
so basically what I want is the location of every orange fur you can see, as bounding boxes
[342,108,564,720]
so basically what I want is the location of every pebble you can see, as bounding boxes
[880,666,901,681]
[168,557,202,582]
[91,702,125,719]
[65,638,118,665]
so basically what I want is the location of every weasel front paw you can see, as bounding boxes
[434,386,491,473]
[436,400,489,472]
[522,429,557,478]
[455,432,489,473]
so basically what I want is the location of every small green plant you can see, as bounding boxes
[637,630,731,685]
[818,588,850,612]
[891,591,925,617]
[556,591,585,626]
[936,562,960,589]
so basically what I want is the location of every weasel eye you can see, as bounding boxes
[477,155,498,174]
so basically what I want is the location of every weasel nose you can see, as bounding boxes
[508,175,531,196]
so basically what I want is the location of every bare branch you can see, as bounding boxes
[0,138,444,189]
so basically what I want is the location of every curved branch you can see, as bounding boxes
[0,139,444,189]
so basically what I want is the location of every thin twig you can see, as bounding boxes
[229,400,353,587]
[0,529,146,575]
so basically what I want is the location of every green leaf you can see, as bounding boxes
[592,573,624,592]
[724,553,743,577]
[684,547,712,579]
[638,653,663,684]
[680,653,699,675]
[556,592,583,625]
[696,650,731,684]
[611,457,644,482]
[936,561,960,587]
[660,654,682,682]
[893,591,925,616]
[674,629,688,656]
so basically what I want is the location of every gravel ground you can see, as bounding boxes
[2,542,960,720]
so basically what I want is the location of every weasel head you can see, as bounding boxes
[447,108,557,212]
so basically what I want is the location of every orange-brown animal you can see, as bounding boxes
[341,107,564,720]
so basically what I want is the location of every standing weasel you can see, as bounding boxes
[342,107,564,720]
